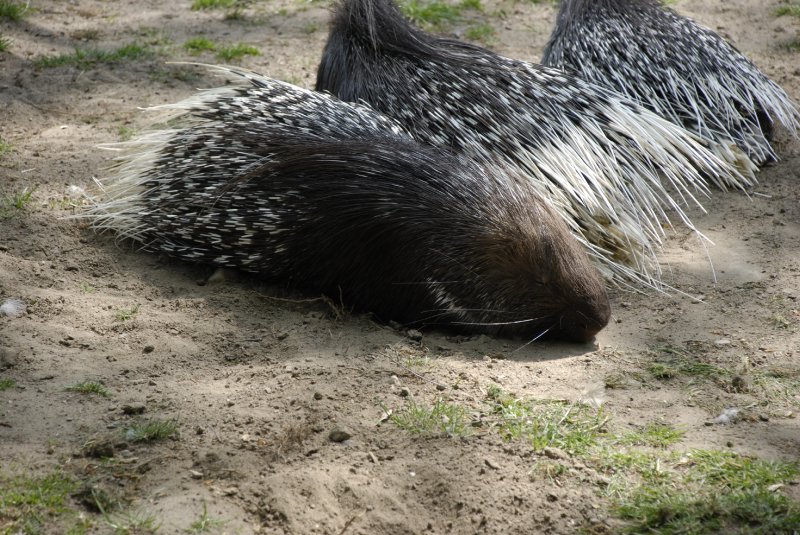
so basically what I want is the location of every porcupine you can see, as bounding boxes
[542,0,800,168]
[87,67,610,342]
[314,0,751,289]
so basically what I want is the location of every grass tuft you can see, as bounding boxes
[400,0,482,29]
[123,418,178,442]
[0,378,16,391]
[184,36,217,55]
[34,44,152,69]
[775,4,800,18]
[215,43,259,62]
[0,34,9,52]
[390,398,471,437]
[187,502,226,533]
[115,304,140,322]
[0,471,79,533]
[494,399,607,454]
[66,381,112,398]
[191,0,235,9]
[618,422,685,448]
[0,0,28,20]
[0,137,12,158]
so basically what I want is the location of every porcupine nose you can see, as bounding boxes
[557,295,611,343]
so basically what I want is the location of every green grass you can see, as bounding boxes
[390,398,471,437]
[0,471,80,534]
[610,450,800,534]
[215,43,259,62]
[0,0,28,20]
[115,304,140,322]
[191,0,235,9]
[183,36,217,55]
[617,422,685,448]
[35,43,152,69]
[117,126,135,141]
[494,399,607,454]
[66,381,112,398]
[187,502,226,533]
[0,378,15,391]
[1,187,35,218]
[123,418,178,443]
[400,0,482,28]
[0,34,9,52]
[0,137,13,158]
[776,4,800,18]
[102,508,160,534]
[464,22,495,43]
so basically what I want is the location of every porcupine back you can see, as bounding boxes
[88,68,610,342]
[315,0,751,288]
[542,0,799,168]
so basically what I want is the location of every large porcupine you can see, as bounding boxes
[88,67,611,342]
[315,0,750,288]
[542,0,800,168]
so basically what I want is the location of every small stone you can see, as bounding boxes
[368,452,379,464]
[758,414,770,422]
[121,404,146,415]
[713,338,731,347]
[543,447,568,460]
[83,438,115,459]
[189,470,203,479]
[731,375,751,393]
[407,329,423,342]
[435,384,446,391]
[222,486,239,496]
[142,345,155,354]
[484,458,499,470]
[196,427,204,435]
[313,392,323,400]
[399,387,411,397]
[546,493,558,502]
[328,428,352,443]
[388,375,400,385]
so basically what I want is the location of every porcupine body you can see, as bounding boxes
[315,0,750,288]
[542,0,800,168]
[88,68,610,342]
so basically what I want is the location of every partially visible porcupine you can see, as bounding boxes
[88,68,611,342]
[315,0,750,289]
[542,0,800,168]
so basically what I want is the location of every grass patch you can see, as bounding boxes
[647,347,727,381]
[493,399,607,454]
[35,43,152,69]
[0,137,13,158]
[464,22,495,43]
[0,34,9,52]
[0,471,80,533]
[0,0,28,20]
[215,43,259,62]
[610,450,800,534]
[400,0,482,28]
[183,36,217,55]
[0,378,15,391]
[617,422,685,448]
[117,126,135,141]
[123,418,178,443]
[191,0,235,9]
[776,4,800,18]
[187,502,226,533]
[66,381,112,398]
[115,304,140,322]
[390,398,470,437]
[101,508,160,534]
[1,187,35,218]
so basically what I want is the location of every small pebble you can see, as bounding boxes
[329,428,352,443]
[407,329,423,342]
[399,387,410,397]
[313,392,323,400]
[142,345,155,354]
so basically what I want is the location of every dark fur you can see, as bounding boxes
[134,135,609,342]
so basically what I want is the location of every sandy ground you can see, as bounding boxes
[1,0,799,533]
